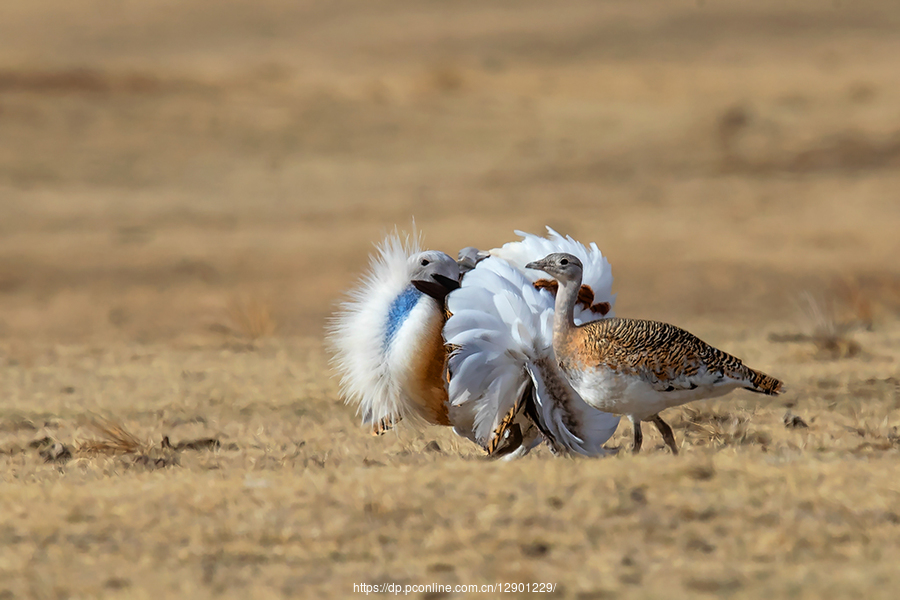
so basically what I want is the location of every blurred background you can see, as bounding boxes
[1,0,898,344]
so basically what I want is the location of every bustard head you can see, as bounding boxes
[408,250,461,301]
[525,252,583,284]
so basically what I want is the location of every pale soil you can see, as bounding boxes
[1,1,900,598]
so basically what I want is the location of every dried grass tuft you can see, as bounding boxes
[675,406,770,448]
[798,291,860,357]
[842,412,900,448]
[77,417,151,456]
[223,295,277,341]
[834,276,874,330]
[770,291,862,359]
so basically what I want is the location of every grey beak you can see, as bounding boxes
[525,260,543,271]
[432,273,461,291]
[411,273,460,302]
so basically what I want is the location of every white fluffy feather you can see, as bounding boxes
[446,258,550,442]
[327,231,445,429]
[446,256,620,456]
[490,227,616,325]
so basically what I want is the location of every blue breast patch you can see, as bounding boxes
[384,285,422,349]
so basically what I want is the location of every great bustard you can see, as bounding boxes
[525,252,784,455]
[446,228,619,458]
[329,230,623,459]
[327,232,460,434]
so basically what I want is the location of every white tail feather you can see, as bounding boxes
[490,226,616,324]
[446,256,619,455]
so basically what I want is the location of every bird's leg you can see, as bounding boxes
[630,416,643,454]
[650,414,679,455]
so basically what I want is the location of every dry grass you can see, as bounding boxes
[217,295,278,342]
[674,406,771,449]
[1,334,899,599]
[841,409,900,449]
[798,291,863,359]
[769,291,864,359]
[77,417,150,456]
[835,276,876,330]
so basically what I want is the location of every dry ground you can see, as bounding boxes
[2,1,900,598]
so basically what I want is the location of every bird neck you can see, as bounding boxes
[552,276,580,348]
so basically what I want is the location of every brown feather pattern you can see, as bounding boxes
[486,400,522,456]
[562,318,783,394]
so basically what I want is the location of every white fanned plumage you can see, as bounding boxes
[328,226,621,460]
[446,229,620,457]
[327,232,460,434]
[489,227,616,324]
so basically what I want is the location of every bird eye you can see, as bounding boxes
[560,258,569,266]
[421,259,430,267]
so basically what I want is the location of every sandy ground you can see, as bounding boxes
[1,1,900,598]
